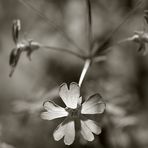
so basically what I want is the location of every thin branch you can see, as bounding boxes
[18,0,85,54]
[92,0,144,56]
[40,44,85,60]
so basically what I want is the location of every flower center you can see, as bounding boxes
[66,106,81,118]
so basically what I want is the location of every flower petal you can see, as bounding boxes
[41,101,68,120]
[82,119,101,135]
[80,120,94,141]
[59,82,80,109]
[53,118,75,145]
[81,94,105,114]
[64,120,75,145]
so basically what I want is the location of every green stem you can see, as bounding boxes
[78,59,91,87]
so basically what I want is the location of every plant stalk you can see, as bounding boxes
[78,59,91,87]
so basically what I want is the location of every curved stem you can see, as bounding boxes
[78,59,91,87]
[40,44,85,60]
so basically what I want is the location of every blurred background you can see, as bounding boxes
[0,0,148,148]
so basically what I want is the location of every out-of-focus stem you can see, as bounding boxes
[18,0,85,54]
[78,59,91,87]
[92,0,144,56]
[86,0,92,54]
[41,44,85,60]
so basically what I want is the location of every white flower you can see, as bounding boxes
[41,82,105,145]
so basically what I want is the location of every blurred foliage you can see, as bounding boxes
[0,0,148,148]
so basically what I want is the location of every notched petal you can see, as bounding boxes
[80,120,94,141]
[81,94,106,114]
[82,119,101,135]
[41,101,68,120]
[64,120,75,145]
[53,122,65,141]
[53,118,75,145]
[59,82,80,109]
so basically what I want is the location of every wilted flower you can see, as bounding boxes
[9,19,40,77]
[41,82,105,145]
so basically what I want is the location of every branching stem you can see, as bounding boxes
[41,44,85,60]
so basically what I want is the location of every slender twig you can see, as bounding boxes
[18,0,85,54]
[78,59,91,87]
[40,44,85,60]
[92,0,144,56]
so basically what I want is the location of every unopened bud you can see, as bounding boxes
[12,19,21,44]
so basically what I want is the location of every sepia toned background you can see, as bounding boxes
[0,0,148,148]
